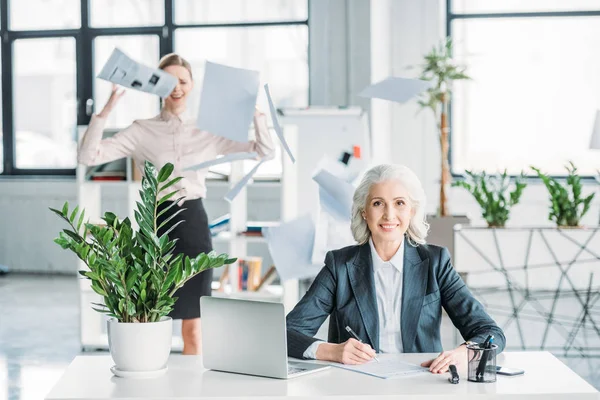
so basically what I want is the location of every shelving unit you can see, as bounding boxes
[215,125,300,314]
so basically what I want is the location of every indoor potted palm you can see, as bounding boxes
[418,37,471,254]
[51,161,235,376]
[418,37,470,217]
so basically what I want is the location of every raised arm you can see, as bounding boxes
[77,115,140,166]
[77,84,139,166]
[215,111,275,159]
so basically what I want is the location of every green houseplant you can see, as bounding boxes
[51,161,235,374]
[419,38,471,217]
[452,170,527,228]
[531,162,595,227]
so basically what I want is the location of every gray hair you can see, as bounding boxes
[351,164,429,246]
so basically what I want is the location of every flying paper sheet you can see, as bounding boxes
[197,61,260,143]
[311,160,357,264]
[264,84,295,163]
[184,152,258,172]
[358,77,430,103]
[224,160,265,203]
[312,169,355,221]
[263,215,324,282]
[97,48,177,99]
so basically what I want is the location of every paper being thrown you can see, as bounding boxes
[97,48,177,99]
[358,77,430,103]
[196,61,260,143]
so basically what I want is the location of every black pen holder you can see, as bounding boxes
[467,343,497,383]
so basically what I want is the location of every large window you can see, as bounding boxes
[448,2,600,176]
[0,0,308,177]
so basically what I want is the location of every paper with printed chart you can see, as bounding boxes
[311,159,357,264]
[224,160,266,203]
[331,354,429,379]
[263,215,324,282]
[264,84,295,163]
[97,48,177,99]
[196,61,260,143]
[358,77,430,103]
[184,152,258,172]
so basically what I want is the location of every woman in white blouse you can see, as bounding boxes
[78,54,274,355]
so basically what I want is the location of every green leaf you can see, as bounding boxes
[157,163,175,183]
[62,202,69,216]
[158,190,179,206]
[159,177,183,193]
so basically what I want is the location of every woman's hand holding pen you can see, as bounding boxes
[98,83,126,118]
[420,344,468,374]
[315,339,377,365]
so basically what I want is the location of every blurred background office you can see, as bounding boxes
[2,1,600,399]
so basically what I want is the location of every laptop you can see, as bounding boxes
[201,297,330,379]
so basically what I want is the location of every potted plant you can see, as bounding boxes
[418,38,471,254]
[418,37,470,217]
[531,161,595,227]
[452,170,527,227]
[51,161,235,376]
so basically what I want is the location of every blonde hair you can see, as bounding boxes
[351,164,429,246]
[158,53,193,79]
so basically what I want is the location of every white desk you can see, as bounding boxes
[46,352,598,400]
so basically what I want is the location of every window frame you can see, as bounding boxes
[446,0,600,179]
[0,0,309,177]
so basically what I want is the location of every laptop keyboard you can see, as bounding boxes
[287,366,307,375]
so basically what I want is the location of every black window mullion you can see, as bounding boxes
[1,0,13,174]
[78,0,93,126]
[162,0,174,56]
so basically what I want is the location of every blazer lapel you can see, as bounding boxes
[348,243,379,351]
[401,240,429,352]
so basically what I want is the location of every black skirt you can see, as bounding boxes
[157,198,213,320]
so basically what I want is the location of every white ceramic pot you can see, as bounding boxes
[107,316,172,372]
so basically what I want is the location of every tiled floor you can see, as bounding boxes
[1,273,600,400]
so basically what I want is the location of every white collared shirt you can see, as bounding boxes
[302,239,405,359]
[370,238,404,354]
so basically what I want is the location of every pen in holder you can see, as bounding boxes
[467,343,498,383]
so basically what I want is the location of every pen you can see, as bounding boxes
[476,335,494,381]
[345,325,380,362]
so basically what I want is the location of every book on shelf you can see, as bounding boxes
[85,158,127,181]
[217,257,263,292]
[90,171,126,181]
[255,266,277,291]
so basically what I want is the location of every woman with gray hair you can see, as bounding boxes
[286,164,504,374]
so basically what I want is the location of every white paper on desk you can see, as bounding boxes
[224,159,265,203]
[197,61,260,143]
[263,215,324,282]
[358,77,430,103]
[184,152,258,171]
[264,84,295,163]
[97,48,177,99]
[332,355,429,379]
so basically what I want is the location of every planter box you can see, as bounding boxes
[454,226,600,357]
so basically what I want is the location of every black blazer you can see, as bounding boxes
[286,239,505,358]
